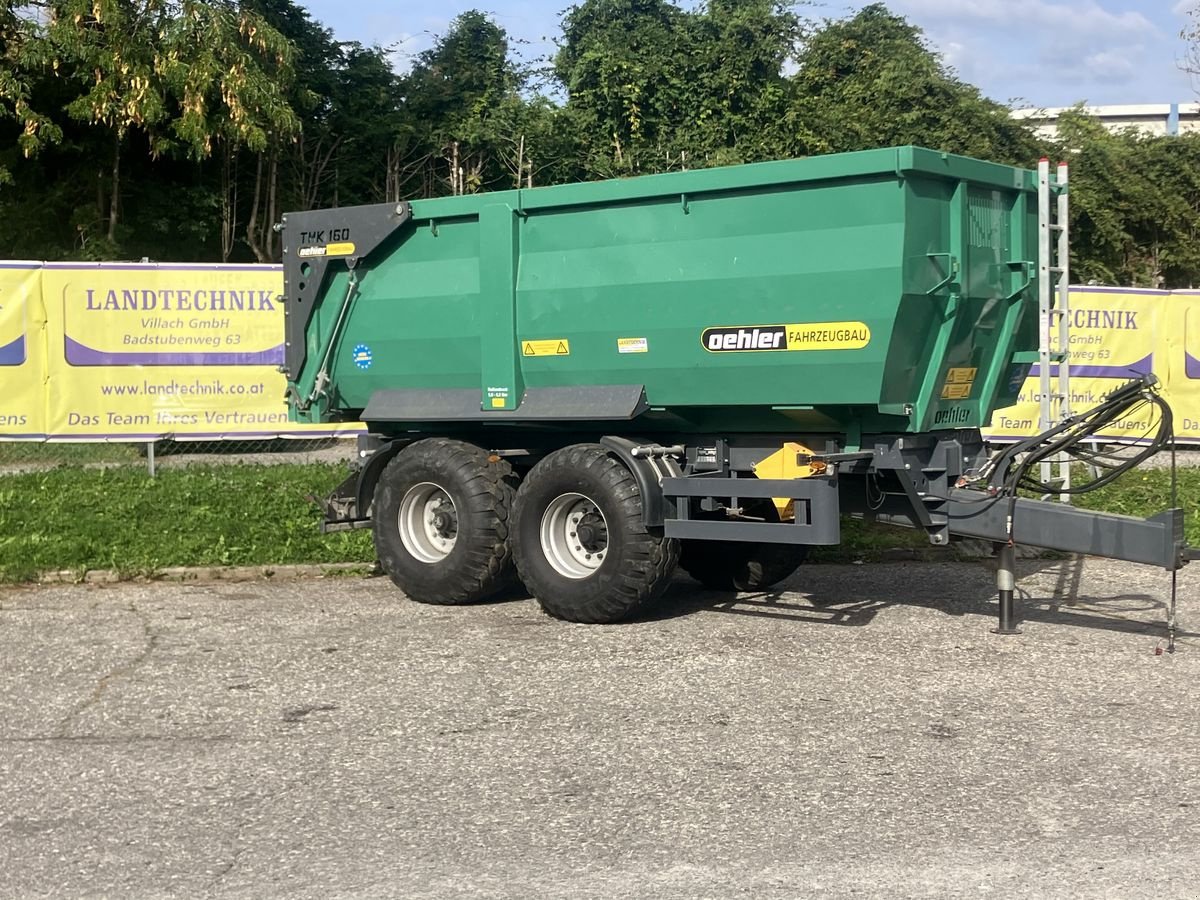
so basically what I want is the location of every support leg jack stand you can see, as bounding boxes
[992,543,1022,635]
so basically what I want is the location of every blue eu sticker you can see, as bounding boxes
[352,344,373,370]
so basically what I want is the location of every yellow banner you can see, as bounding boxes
[0,263,46,438]
[1166,289,1200,442]
[3,269,1199,445]
[31,263,361,440]
[986,287,1187,443]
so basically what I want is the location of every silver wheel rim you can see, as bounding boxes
[398,482,458,563]
[540,492,608,580]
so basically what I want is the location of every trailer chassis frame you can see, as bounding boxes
[320,429,1188,634]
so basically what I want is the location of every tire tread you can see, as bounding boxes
[512,444,679,624]
[374,438,517,605]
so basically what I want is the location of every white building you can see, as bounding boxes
[1011,103,1200,140]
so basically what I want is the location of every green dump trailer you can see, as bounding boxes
[281,146,1189,632]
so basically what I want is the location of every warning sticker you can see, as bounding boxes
[701,322,870,352]
[941,382,972,400]
[617,337,648,354]
[941,366,976,400]
[522,339,570,357]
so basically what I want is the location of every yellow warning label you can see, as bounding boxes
[946,367,978,384]
[490,396,506,408]
[941,382,972,400]
[522,339,570,357]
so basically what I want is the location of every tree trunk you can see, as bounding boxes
[246,152,266,263]
[465,154,482,194]
[107,132,121,243]
[386,144,397,203]
[266,152,278,261]
[448,141,461,195]
[221,143,238,262]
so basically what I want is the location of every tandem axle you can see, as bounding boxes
[318,401,1188,635]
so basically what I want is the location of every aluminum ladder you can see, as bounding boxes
[1037,158,1072,500]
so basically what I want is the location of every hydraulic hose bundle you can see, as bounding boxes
[968,374,1179,651]
[980,374,1173,501]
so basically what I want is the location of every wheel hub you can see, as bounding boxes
[399,482,459,563]
[540,493,609,580]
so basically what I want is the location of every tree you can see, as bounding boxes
[7,0,1189,291]
[0,0,413,261]
[554,0,801,177]
[788,4,1043,165]
[398,11,525,196]
[1183,2,1200,95]
[555,0,689,176]
[159,1,300,260]
[0,2,63,186]
[37,0,299,257]
[1058,108,1200,288]
[674,0,802,166]
[318,43,403,206]
[44,0,172,246]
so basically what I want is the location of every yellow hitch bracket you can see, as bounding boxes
[751,442,826,521]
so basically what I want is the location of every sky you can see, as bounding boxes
[299,0,1199,109]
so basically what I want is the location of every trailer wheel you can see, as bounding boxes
[512,444,679,623]
[678,503,808,592]
[373,439,517,605]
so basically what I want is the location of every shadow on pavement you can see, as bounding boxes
[642,556,1195,642]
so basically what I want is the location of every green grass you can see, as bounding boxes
[0,459,1195,582]
[0,442,142,466]
[0,463,373,582]
[1072,466,1200,546]
[808,517,934,563]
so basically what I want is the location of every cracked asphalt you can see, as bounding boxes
[2,558,1200,899]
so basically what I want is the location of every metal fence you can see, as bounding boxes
[0,436,357,476]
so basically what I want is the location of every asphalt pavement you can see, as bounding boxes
[2,558,1200,899]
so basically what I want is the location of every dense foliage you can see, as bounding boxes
[0,1,1197,287]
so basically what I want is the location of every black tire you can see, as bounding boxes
[511,444,679,624]
[372,438,517,605]
[678,502,808,591]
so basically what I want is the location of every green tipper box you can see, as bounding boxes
[284,146,1039,435]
